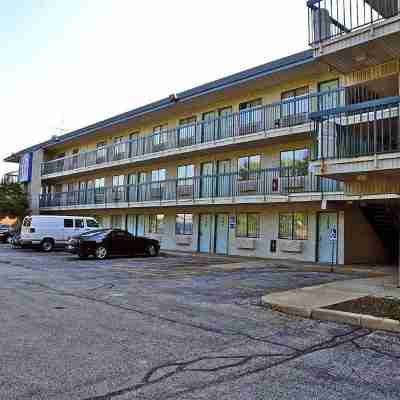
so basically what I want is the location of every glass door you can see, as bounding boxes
[218,107,233,139]
[200,162,214,198]
[215,214,229,254]
[318,79,340,111]
[217,160,231,197]
[202,111,217,142]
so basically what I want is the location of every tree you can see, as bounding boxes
[0,183,29,221]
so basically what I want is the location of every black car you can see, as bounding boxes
[67,229,160,259]
[0,224,10,243]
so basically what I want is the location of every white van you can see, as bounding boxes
[21,215,101,252]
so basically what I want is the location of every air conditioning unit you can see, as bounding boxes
[279,239,303,253]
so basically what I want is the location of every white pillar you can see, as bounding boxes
[27,149,43,214]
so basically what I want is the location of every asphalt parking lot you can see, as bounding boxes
[1,244,400,399]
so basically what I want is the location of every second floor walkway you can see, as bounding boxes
[39,167,343,209]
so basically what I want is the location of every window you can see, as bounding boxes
[178,116,197,145]
[180,116,197,125]
[64,219,74,228]
[202,106,233,140]
[177,164,194,182]
[150,169,166,199]
[281,86,309,117]
[318,79,340,111]
[147,214,164,234]
[95,178,105,188]
[75,219,84,229]
[238,155,261,180]
[112,175,125,187]
[279,212,308,240]
[96,142,107,163]
[129,132,140,156]
[175,214,193,235]
[239,99,262,110]
[113,137,125,159]
[112,175,125,200]
[151,169,166,182]
[72,148,79,168]
[280,148,309,176]
[153,125,168,147]
[236,214,259,238]
[86,219,100,228]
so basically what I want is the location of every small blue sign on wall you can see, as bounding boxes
[19,152,32,183]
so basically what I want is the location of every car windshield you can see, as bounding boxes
[80,229,111,239]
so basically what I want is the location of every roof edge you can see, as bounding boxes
[6,49,314,160]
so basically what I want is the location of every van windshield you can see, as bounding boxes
[86,219,100,228]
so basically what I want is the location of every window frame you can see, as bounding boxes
[64,218,74,228]
[237,155,261,181]
[235,213,259,238]
[281,86,309,117]
[280,148,309,177]
[239,98,262,111]
[153,125,168,146]
[175,213,193,235]
[147,214,165,234]
[278,212,308,240]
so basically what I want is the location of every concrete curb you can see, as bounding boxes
[311,308,361,327]
[267,304,400,334]
[270,304,312,318]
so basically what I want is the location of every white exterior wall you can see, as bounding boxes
[228,211,317,262]
[109,210,319,262]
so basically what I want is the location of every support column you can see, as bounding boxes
[338,211,345,265]
[398,235,400,288]
[27,149,43,215]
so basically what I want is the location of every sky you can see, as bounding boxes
[0,0,309,176]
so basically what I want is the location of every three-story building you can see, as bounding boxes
[5,0,400,269]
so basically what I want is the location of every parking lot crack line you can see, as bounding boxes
[79,328,371,400]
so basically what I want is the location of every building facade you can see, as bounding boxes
[5,0,400,267]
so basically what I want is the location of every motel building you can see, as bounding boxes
[4,1,400,273]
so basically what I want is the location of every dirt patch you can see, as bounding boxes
[325,296,400,321]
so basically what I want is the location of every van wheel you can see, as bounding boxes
[41,239,54,252]
[95,246,108,260]
[146,244,158,257]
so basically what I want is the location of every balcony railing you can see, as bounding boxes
[39,167,343,208]
[1,171,19,185]
[41,87,391,177]
[308,0,400,44]
[311,96,400,160]
[41,95,315,176]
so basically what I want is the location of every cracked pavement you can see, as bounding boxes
[0,245,399,399]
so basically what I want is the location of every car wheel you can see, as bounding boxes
[95,246,108,260]
[146,244,158,257]
[41,239,54,252]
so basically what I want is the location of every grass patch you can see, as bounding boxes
[326,296,400,321]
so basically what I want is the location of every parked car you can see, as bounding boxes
[67,229,160,259]
[0,224,10,243]
[20,215,101,252]
[10,231,22,247]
